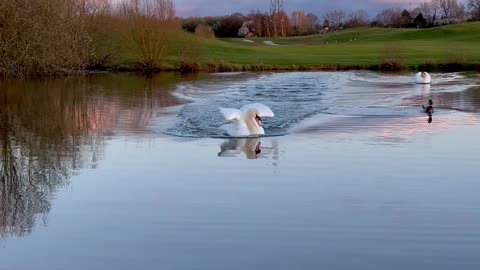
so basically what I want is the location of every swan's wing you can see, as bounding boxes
[219,109,250,137]
[219,108,243,121]
[240,103,274,118]
[218,139,245,157]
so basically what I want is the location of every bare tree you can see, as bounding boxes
[76,0,112,27]
[376,8,402,27]
[323,10,345,30]
[345,9,370,28]
[306,13,319,32]
[438,0,456,18]
[121,0,178,69]
[420,1,440,25]
[248,10,269,37]
[468,0,480,20]
[290,10,309,35]
[75,1,119,66]
[469,0,480,11]
[436,0,465,19]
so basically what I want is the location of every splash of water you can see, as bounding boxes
[158,71,475,138]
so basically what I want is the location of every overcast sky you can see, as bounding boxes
[174,0,468,17]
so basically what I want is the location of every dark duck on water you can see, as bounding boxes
[422,100,434,115]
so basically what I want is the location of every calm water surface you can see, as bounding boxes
[1,71,480,270]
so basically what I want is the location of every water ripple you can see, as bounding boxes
[157,71,479,138]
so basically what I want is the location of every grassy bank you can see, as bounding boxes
[104,22,480,72]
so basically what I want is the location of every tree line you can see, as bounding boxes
[181,0,480,38]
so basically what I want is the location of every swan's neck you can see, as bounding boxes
[245,116,263,135]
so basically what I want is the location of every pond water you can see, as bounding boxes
[1,71,480,270]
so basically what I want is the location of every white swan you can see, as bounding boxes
[219,103,274,137]
[415,72,432,84]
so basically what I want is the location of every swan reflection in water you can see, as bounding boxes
[218,138,278,160]
[415,83,431,98]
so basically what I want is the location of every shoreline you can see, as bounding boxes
[95,62,480,74]
[3,63,478,80]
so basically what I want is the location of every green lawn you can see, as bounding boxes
[111,22,480,71]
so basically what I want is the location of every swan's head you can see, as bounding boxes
[243,108,265,135]
[245,108,262,127]
[421,72,426,78]
[239,104,274,136]
[255,114,262,127]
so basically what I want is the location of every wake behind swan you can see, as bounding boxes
[219,103,274,137]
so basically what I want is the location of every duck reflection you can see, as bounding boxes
[218,138,278,159]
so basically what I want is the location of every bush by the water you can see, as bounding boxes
[0,0,185,77]
[0,0,104,77]
[120,0,181,70]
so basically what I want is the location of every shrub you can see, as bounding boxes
[379,45,406,71]
[194,24,216,39]
[121,0,180,69]
[0,0,99,77]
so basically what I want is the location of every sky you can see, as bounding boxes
[174,0,469,17]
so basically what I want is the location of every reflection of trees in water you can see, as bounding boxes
[0,73,189,238]
[0,78,105,238]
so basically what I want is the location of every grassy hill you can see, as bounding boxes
[112,22,480,71]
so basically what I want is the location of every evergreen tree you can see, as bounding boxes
[414,13,427,27]
[400,9,413,27]
[322,19,330,29]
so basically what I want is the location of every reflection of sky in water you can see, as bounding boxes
[3,131,479,269]
[1,71,480,270]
